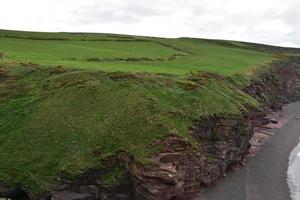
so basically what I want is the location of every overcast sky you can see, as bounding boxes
[1,0,299,47]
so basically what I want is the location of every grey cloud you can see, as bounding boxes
[1,0,298,47]
[73,0,170,24]
[183,0,300,46]
[69,0,300,46]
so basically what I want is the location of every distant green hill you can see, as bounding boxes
[0,29,292,75]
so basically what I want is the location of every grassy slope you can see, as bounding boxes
[0,29,298,196]
[0,63,259,195]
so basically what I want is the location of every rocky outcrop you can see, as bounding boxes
[2,57,300,200]
[0,182,29,199]
[245,57,300,109]
[39,170,134,200]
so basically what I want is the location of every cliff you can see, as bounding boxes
[1,57,300,200]
[40,57,300,200]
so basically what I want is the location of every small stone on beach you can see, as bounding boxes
[270,118,278,124]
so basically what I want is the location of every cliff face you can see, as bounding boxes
[47,57,300,200]
[245,57,300,108]
[2,58,300,200]
[130,57,300,200]
[133,119,251,200]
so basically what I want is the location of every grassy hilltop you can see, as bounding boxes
[0,29,278,74]
[0,29,299,196]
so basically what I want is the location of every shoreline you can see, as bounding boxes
[288,142,300,200]
[196,102,300,200]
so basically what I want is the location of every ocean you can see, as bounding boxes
[288,140,300,200]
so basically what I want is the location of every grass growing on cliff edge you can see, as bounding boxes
[0,63,260,196]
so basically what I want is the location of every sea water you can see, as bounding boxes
[288,140,300,200]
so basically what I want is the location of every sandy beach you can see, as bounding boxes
[196,102,300,200]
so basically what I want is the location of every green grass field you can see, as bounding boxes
[0,29,277,75]
[0,29,299,197]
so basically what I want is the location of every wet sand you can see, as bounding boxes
[196,102,300,200]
